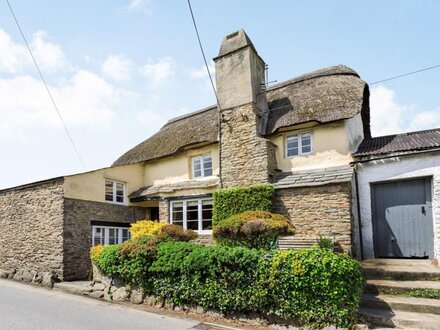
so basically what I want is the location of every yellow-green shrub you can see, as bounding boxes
[90,245,104,264]
[129,220,165,239]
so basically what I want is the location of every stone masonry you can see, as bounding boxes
[158,200,169,223]
[0,179,65,279]
[63,198,147,280]
[274,182,353,252]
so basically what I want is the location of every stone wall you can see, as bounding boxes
[220,103,277,188]
[158,200,169,223]
[274,183,353,252]
[63,198,147,280]
[0,179,65,279]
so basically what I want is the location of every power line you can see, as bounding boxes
[6,0,86,169]
[186,0,219,105]
[369,63,440,85]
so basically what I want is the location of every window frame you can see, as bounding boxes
[92,225,131,246]
[105,179,126,205]
[191,154,213,178]
[170,198,213,234]
[285,131,314,158]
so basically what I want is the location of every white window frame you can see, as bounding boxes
[92,226,131,246]
[170,198,213,234]
[191,154,213,178]
[105,180,126,205]
[286,131,313,158]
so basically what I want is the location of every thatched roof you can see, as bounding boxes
[354,128,440,157]
[113,106,218,166]
[113,65,369,166]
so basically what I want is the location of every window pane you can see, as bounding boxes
[105,194,113,202]
[122,229,130,242]
[172,202,183,223]
[204,167,212,177]
[116,195,124,203]
[202,200,213,230]
[105,180,114,201]
[287,135,299,157]
[187,221,199,230]
[108,228,119,245]
[301,133,312,153]
[194,170,202,178]
[93,227,104,246]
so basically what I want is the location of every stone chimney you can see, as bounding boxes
[214,29,276,188]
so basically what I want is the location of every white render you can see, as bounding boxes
[354,151,440,259]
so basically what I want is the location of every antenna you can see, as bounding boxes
[260,64,277,92]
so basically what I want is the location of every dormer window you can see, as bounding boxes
[105,180,125,204]
[286,132,313,157]
[192,154,212,178]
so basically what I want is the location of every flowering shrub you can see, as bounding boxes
[129,220,165,239]
[90,245,104,265]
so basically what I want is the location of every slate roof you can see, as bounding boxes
[274,165,353,189]
[354,128,440,157]
[129,177,220,199]
[113,65,369,166]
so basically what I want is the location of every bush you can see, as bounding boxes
[90,245,104,265]
[213,211,295,249]
[150,242,268,312]
[90,234,363,328]
[97,244,120,277]
[129,220,165,240]
[266,248,363,328]
[317,236,334,250]
[157,224,198,242]
[212,184,274,226]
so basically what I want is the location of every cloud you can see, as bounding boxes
[188,63,215,79]
[0,71,131,140]
[370,85,440,136]
[0,28,68,74]
[140,57,174,89]
[101,55,133,82]
[127,0,151,13]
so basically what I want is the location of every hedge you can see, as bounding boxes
[92,241,363,328]
[212,184,275,226]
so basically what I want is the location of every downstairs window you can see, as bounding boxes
[170,199,212,234]
[92,226,130,246]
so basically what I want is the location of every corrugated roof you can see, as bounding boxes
[354,128,440,157]
[113,65,369,166]
[274,165,353,189]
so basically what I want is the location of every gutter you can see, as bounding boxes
[353,167,364,260]
[351,147,440,164]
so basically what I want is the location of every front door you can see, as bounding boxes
[372,178,433,258]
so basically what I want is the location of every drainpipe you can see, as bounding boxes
[354,166,364,260]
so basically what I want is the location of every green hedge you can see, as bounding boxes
[93,241,363,328]
[212,184,275,226]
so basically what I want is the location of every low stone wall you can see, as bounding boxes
[0,179,65,279]
[63,198,148,281]
[274,182,353,252]
[0,268,58,288]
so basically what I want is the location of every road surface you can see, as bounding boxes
[0,278,201,330]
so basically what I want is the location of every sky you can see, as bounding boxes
[0,0,439,189]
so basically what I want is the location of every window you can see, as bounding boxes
[170,199,213,234]
[105,180,125,204]
[92,226,131,246]
[286,132,313,157]
[192,154,212,178]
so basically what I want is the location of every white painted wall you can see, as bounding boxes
[354,151,440,259]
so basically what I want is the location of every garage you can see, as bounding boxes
[371,178,433,258]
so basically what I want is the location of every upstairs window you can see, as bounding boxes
[192,154,212,178]
[286,132,313,157]
[105,180,125,204]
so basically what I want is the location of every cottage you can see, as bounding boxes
[5,29,431,282]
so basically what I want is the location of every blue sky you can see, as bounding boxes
[1,0,439,189]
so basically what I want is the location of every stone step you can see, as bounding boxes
[362,259,440,281]
[365,279,440,295]
[361,294,440,315]
[358,307,440,329]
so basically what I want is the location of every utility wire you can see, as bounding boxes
[186,0,219,105]
[6,0,86,169]
[369,63,440,85]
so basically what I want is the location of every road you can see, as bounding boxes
[0,279,201,330]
